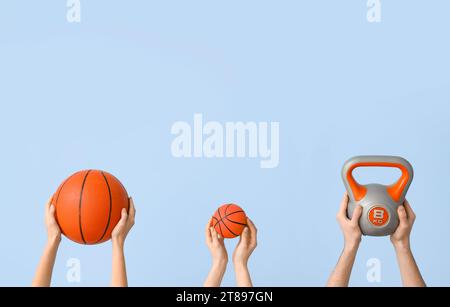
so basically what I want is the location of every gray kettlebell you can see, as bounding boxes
[342,156,414,236]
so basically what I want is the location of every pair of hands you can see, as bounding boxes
[34,198,136,287]
[330,193,425,287]
[44,197,136,247]
[204,218,257,287]
[337,193,416,250]
[205,218,258,268]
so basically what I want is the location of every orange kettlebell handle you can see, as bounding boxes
[343,156,414,202]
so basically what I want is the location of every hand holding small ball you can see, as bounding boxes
[232,218,257,287]
[204,204,257,288]
[233,219,257,267]
[206,220,228,267]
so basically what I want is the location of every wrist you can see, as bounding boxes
[212,258,228,269]
[233,259,249,270]
[234,262,249,278]
[112,237,125,250]
[392,240,411,252]
[344,239,361,252]
[47,235,61,247]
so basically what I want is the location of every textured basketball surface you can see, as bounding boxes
[53,170,129,245]
[211,204,247,238]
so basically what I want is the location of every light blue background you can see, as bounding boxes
[0,1,449,286]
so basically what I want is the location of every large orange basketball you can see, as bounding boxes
[53,170,129,245]
[211,204,247,239]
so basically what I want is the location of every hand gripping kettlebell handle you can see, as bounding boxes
[342,156,414,202]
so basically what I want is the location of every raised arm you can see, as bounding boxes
[232,218,258,287]
[327,193,363,287]
[111,197,136,287]
[204,219,228,287]
[390,200,426,287]
[32,198,62,287]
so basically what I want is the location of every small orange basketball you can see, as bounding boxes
[211,204,247,239]
[53,170,129,245]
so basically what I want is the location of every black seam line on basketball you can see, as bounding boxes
[55,173,78,236]
[211,217,220,229]
[55,179,68,205]
[212,216,221,229]
[213,211,245,229]
[78,170,92,245]
[217,220,225,237]
[216,208,224,236]
[216,207,238,237]
[53,177,71,228]
[220,218,239,237]
[224,204,232,216]
[224,211,244,218]
[216,209,228,237]
[225,216,247,226]
[216,207,237,234]
[97,171,113,243]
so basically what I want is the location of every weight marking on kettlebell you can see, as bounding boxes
[367,206,390,227]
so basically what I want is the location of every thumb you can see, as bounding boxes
[117,208,128,225]
[398,205,407,225]
[48,204,57,220]
[114,209,128,232]
[351,205,363,226]
[46,197,53,210]
[240,226,250,243]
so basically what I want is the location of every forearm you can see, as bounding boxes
[394,243,426,287]
[327,243,359,287]
[204,260,227,287]
[32,238,60,287]
[234,262,253,287]
[111,240,128,287]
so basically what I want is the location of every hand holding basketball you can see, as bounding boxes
[45,197,61,243]
[112,197,136,247]
[211,204,247,238]
[204,212,257,288]
[337,193,363,249]
[53,170,130,245]
[232,218,257,267]
[391,200,416,250]
[205,219,228,266]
